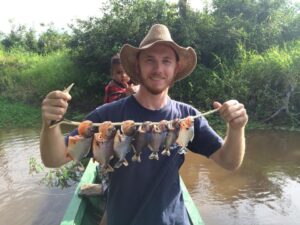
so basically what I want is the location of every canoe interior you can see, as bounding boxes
[60,159,205,225]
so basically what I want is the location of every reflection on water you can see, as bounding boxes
[1,128,300,225]
[0,128,75,225]
[180,130,300,225]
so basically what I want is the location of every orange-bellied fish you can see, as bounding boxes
[66,120,93,165]
[131,121,152,162]
[176,116,194,154]
[148,120,168,160]
[161,119,180,156]
[113,120,137,168]
[93,121,116,173]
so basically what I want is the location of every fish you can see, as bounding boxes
[131,121,152,162]
[161,119,180,156]
[92,121,116,173]
[148,120,168,160]
[176,116,194,154]
[66,120,93,165]
[113,120,137,168]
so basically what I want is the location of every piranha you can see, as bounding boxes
[66,120,93,166]
[93,121,116,173]
[148,120,168,160]
[131,121,152,162]
[161,119,180,156]
[176,116,195,154]
[113,120,137,168]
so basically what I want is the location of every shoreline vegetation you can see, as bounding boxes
[1,0,299,130]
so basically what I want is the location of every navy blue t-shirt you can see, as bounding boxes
[67,95,223,225]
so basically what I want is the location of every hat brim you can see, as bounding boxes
[120,40,197,84]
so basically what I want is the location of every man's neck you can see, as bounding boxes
[134,87,169,110]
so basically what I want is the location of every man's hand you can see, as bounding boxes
[41,90,72,125]
[213,100,248,129]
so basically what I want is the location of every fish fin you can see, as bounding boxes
[77,162,85,172]
[147,144,154,151]
[66,152,74,161]
[149,152,159,160]
[161,149,171,156]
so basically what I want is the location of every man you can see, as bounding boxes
[40,24,248,225]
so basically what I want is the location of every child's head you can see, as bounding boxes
[111,54,130,84]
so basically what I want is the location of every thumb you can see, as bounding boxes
[213,101,222,109]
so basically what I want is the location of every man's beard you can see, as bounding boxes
[139,77,175,95]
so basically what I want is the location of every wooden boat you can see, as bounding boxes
[60,159,205,225]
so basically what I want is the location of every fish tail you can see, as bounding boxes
[114,159,129,168]
[123,159,129,166]
[178,147,188,154]
[149,152,159,160]
[105,164,114,173]
[161,149,171,156]
[114,161,122,169]
[132,154,142,163]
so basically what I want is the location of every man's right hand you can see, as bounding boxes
[41,90,72,125]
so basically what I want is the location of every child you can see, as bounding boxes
[103,54,138,103]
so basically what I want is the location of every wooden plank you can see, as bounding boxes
[180,177,205,225]
[60,159,98,225]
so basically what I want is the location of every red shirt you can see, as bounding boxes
[104,80,128,103]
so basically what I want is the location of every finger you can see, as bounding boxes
[229,111,248,128]
[46,91,72,101]
[221,103,244,121]
[223,106,245,123]
[42,97,69,109]
[213,101,222,109]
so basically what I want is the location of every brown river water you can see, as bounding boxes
[0,128,299,225]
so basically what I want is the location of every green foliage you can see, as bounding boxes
[0,97,41,128]
[29,157,83,189]
[239,40,300,124]
[1,23,70,54]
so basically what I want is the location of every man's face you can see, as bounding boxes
[112,64,130,84]
[137,44,179,95]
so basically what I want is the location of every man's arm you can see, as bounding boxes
[39,90,72,168]
[209,100,248,171]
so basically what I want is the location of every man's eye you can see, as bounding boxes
[146,59,153,63]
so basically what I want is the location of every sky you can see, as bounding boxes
[0,0,203,34]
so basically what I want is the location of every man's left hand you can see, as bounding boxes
[213,100,248,129]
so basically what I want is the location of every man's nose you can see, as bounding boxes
[153,61,163,74]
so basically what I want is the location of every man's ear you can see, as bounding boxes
[174,62,180,77]
[135,61,140,75]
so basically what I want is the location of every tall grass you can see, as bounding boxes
[0,47,81,105]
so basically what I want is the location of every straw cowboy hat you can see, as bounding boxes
[120,24,197,84]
